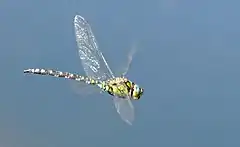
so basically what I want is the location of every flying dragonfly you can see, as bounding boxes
[23,15,144,125]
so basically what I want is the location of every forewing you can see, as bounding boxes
[113,97,134,125]
[74,15,114,80]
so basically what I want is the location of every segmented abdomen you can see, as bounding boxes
[23,68,132,99]
[23,68,100,85]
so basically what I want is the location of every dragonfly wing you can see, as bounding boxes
[74,15,114,81]
[122,42,137,76]
[70,81,100,97]
[74,15,135,125]
[113,97,134,125]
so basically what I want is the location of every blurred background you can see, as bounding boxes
[0,0,239,146]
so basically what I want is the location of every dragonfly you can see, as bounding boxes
[23,15,144,125]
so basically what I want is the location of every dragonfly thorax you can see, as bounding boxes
[100,77,143,100]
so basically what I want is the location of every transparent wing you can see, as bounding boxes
[122,42,137,76]
[70,81,100,97]
[73,15,134,125]
[74,15,114,81]
[113,97,134,125]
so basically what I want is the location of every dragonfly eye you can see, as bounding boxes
[132,84,143,100]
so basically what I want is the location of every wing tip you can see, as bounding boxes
[126,121,133,125]
[74,15,85,23]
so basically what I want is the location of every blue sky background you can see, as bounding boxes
[0,0,240,146]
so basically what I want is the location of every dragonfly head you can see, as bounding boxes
[132,84,144,100]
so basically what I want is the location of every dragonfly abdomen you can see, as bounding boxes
[23,68,101,85]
